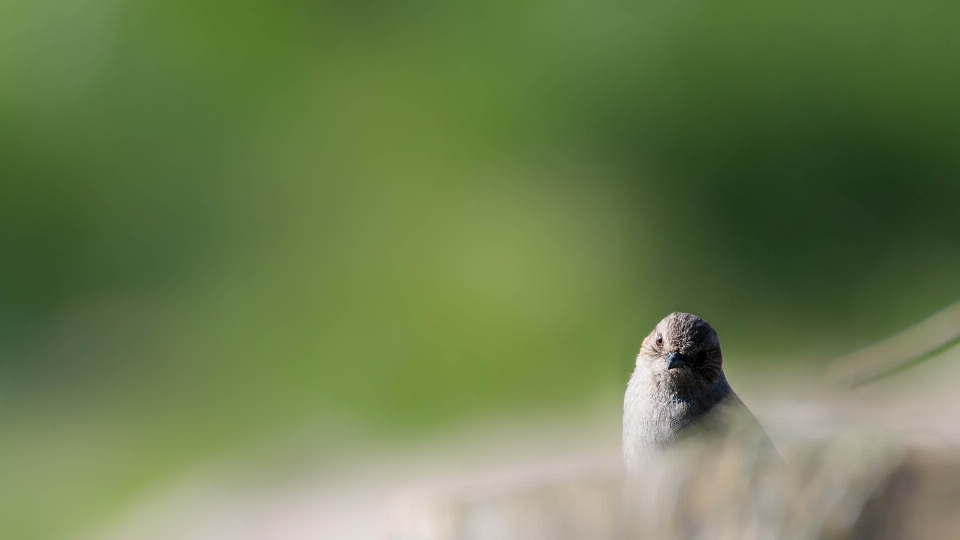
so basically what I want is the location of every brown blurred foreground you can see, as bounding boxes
[88,346,960,540]
[393,437,960,540]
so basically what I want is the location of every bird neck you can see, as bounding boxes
[673,370,732,406]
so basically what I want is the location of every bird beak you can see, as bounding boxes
[665,352,686,370]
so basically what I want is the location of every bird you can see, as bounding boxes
[622,312,777,470]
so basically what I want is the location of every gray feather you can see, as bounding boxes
[623,312,778,470]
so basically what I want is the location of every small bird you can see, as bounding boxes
[622,312,776,469]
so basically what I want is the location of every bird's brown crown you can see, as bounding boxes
[640,312,724,384]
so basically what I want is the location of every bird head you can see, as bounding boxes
[638,312,724,388]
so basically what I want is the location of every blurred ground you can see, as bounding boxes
[85,343,960,540]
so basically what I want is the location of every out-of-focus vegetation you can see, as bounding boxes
[3,1,960,538]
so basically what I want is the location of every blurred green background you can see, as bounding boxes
[3,1,960,538]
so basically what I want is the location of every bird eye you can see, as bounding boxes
[655,334,663,347]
